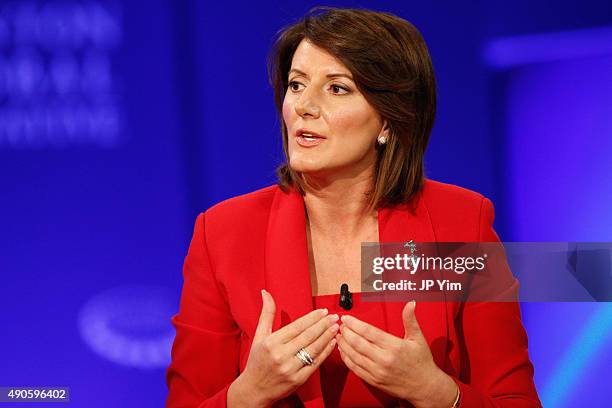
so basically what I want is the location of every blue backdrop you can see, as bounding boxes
[0,0,610,406]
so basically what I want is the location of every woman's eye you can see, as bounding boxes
[330,84,349,94]
[288,81,303,91]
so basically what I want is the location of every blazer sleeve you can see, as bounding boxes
[452,197,542,408]
[166,212,241,408]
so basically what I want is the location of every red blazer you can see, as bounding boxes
[166,179,541,408]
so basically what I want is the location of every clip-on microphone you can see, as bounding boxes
[339,283,353,310]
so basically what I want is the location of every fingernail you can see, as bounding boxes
[330,324,339,332]
[340,315,347,323]
[320,308,328,315]
[330,338,337,347]
[328,314,339,322]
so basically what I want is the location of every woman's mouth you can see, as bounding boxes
[296,133,325,147]
[295,129,326,147]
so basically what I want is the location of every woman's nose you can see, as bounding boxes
[294,90,321,118]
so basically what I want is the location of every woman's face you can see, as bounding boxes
[282,39,388,180]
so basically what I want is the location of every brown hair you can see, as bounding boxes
[267,6,437,210]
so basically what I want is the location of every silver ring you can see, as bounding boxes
[295,348,314,366]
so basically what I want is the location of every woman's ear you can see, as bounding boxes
[377,119,391,146]
[380,119,390,137]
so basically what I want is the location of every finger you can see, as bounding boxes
[341,315,397,348]
[287,313,339,352]
[293,336,337,383]
[337,331,378,376]
[275,308,329,343]
[337,337,377,385]
[253,289,276,343]
[340,325,385,364]
[288,319,340,371]
[402,300,425,341]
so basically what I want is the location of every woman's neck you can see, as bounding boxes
[302,170,377,239]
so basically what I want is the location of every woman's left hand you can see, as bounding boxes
[336,301,458,408]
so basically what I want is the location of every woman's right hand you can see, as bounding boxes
[228,289,339,408]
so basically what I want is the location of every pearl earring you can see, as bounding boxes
[377,135,387,145]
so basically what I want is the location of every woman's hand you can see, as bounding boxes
[336,301,458,408]
[228,289,339,408]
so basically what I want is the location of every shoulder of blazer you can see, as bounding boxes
[420,178,490,240]
[203,184,279,236]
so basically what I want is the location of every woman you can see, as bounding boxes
[166,7,541,408]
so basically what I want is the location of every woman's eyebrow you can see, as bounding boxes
[327,73,354,80]
[289,68,354,80]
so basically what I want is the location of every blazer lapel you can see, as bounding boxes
[264,186,449,407]
[265,186,324,408]
[377,194,450,370]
